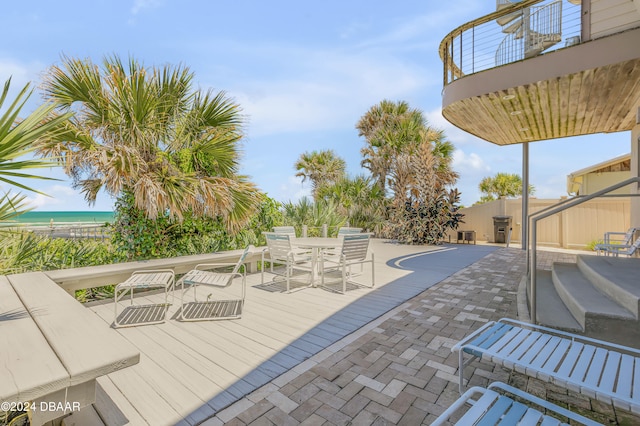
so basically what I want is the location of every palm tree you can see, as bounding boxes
[477,172,535,204]
[356,100,428,194]
[317,175,386,232]
[294,149,346,200]
[36,55,259,231]
[357,100,461,244]
[281,197,344,236]
[0,78,72,222]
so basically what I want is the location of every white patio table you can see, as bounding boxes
[292,237,342,285]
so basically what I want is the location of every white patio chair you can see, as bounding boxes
[319,233,374,294]
[595,236,640,257]
[114,269,175,328]
[337,227,362,235]
[273,226,297,238]
[177,245,253,321]
[261,232,313,292]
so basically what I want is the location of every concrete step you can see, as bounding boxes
[552,263,635,329]
[535,270,582,332]
[577,255,640,318]
[550,262,640,348]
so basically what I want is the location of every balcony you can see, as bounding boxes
[439,0,640,145]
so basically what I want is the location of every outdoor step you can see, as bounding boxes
[577,255,640,318]
[500,17,522,33]
[535,270,582,333]
[552,262,635,328]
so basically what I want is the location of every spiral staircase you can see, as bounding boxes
[495,0,563,65]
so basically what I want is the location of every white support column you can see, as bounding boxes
[631,107,640,229]
[522,142,529,250]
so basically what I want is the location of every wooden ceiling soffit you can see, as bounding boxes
[442,58,640,146]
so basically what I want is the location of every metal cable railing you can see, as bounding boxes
[440,0,581,86]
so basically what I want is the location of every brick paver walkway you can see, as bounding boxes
[203,248,637,425]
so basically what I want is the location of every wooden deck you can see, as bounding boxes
[86,240,497,425]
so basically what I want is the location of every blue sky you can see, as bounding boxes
[1,0,630,211]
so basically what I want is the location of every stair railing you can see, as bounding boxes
[527,0,562,55]
[495,0,562,66]
[528,177,640,324]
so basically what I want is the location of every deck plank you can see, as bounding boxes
[87,241,496,424]
[91,301,242,391]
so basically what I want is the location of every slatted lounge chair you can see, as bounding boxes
[452,318,640,415]
[319,233,374,294]
[177,245,253,321]
[114,269,175,327]
[262,233,313,292]
[595,236,640,257]
[603,227,637,245]
[432,381,602,426]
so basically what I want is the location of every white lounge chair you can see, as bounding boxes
[595,236,640,257]
[261,233,313,292]
[177,245,253,321]
[319,233,374,294]
[452,318,640,415]
[114,269,175,328]
[432,381,602,426]
[603,227,637,245]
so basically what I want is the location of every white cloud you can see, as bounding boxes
[352,2,489,50]
[131,0,162,15]
[277,175,311,203]
[452,149,491,174]
[0,60,30,86]
[229,48,426,138]
[533,174,568,199]
[425,108,490,148]
[23,185,80,209]
[0,59,46,100]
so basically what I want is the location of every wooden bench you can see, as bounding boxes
[1,272,139,425]
[452,318,640,415]
[432,382,602,425]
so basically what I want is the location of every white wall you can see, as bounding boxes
[590,0,640,38]
[582,171,631,194]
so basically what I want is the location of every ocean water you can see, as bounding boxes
[8,211,115,226]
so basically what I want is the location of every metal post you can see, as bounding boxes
[522,142,529,251]
[531,219,537,324]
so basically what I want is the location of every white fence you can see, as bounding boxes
[448,197,630,249]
